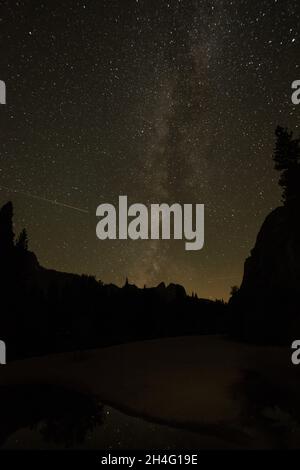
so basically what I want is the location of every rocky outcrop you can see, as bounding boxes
[231,205,300,343]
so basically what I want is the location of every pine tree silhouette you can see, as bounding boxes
[273,126,300,206]
[15,228,29,251]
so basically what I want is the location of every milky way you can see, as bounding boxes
[0,0,299,299]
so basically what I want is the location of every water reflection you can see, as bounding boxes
[2,382,280,449]
[0,384,103,448]
[1,375,300,449]
[0,383,232,449]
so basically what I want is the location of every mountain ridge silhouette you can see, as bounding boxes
[0,200,226,360]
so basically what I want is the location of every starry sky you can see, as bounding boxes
[0,0,299,300]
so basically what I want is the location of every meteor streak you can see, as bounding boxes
[0,185,89,214]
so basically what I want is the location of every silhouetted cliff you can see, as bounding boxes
[230,204,300,343]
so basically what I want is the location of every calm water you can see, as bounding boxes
[0,384,229,449]
[1,382,296,449]
[3,405,229,450]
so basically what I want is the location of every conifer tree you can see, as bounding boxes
[273,126,300,205]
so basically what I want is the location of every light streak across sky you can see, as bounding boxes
[0,185,89,214]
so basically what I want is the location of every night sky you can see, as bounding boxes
[0,0,299,299]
